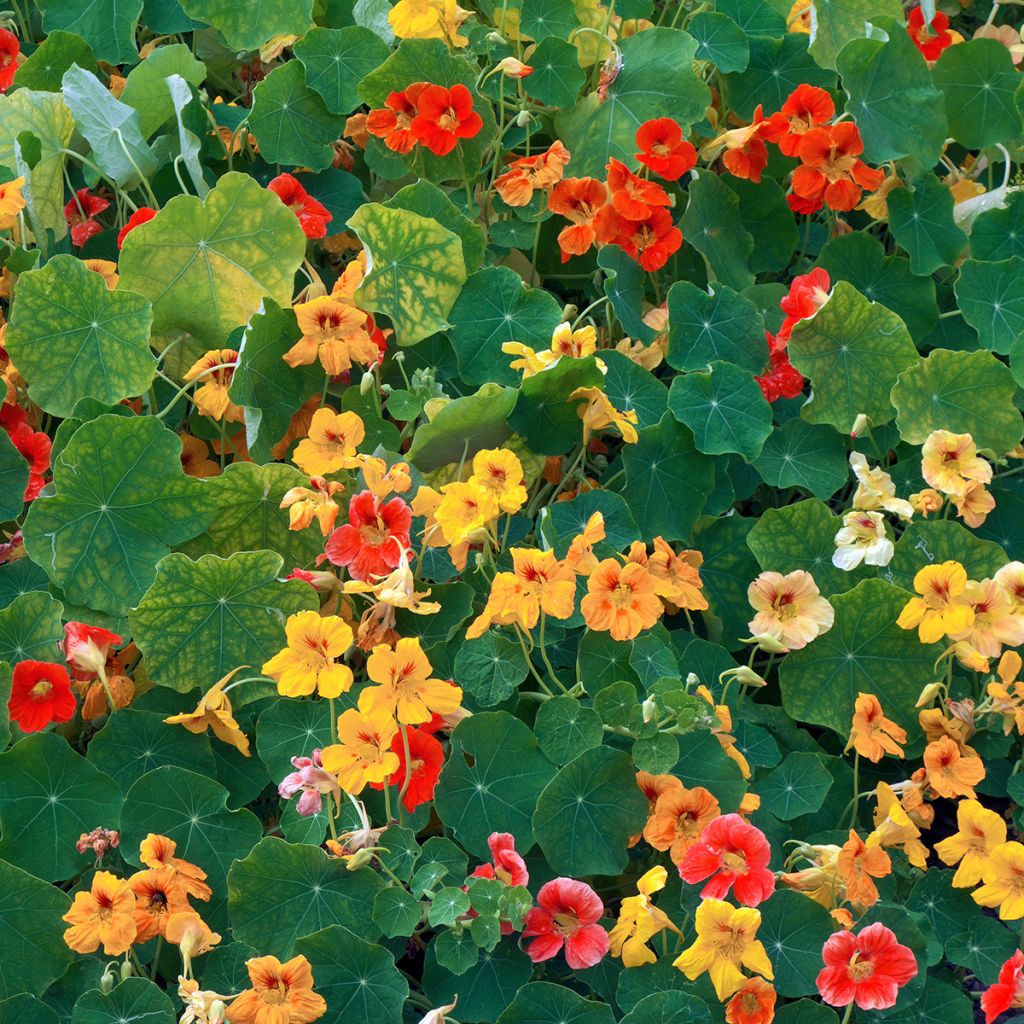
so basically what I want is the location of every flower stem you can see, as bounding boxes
[96,662,117,716]
[847,751,860,830]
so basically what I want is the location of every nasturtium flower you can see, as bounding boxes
[635,118,697,181]
[410,83,483,156]
[164,670,251,757]
[7,660,76,732]
[183,349,244,423]
[291,408,365,476]
[262,610,355,698]
[63,870,137,955]
[227,955,327,1024]
[997,561,1024,614]
[680,814,776,907]
[388,0,469,44]
[267,172,332,239]
[832,510,893,570]
[988,650,1024,735]
[361,636,462,725]
[836,830,890,908]
[581,557,662,641]
[953,479,995,528]
[470,832,529,887]
[777,84,834,157]
[746,569,834,652]
[433,479,500,546]
[129,867,190,942]
[923,735,985,799]
[641,537,708,611]
[0,176,26,229]
[633,770,684,843]
[369,724,444,812]
[116,206,156,249]
[321,705,400,793]
[896,561,974,643]
[179,433,220,478]
[705,104,787,184]
[288,295,378,376]
[982,950,1024,1023]
[934,798,1006,887]
[910,487,943,517]
[643,783,721,865]
[279,748,342,817]
[366,84,429,154]
[564,510,605,575]
[548,176,609,261]
[63,621,122,678]
[847,693,906,762]
[725,977,777,1024]
[973,841,1024,920]
[609,866,681,967]
[64,188,109,246]
[951,576,1024,658]
[471,448,528,514]
[280,476,344,536]
[816,922,917,1010]
[165,910,221,976]
[906,5,957,60]
[523,877,609,970]
[608,206,684,272]
[848,452,914,519]
[324,490,412,581]
[606,157,673,222]
[493,141,571,206]
[140,833,212,901]
[356,454,412,498]
[791,122,884,212]
[674,898,774,1000]
[921,430,992,498]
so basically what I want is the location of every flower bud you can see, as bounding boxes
[359,371,375,396]
[915,681,943,708]
[515,109,532,127]
[732,665,766,688]
[100,967,117,993]
[850,413,871,437]
[485,30,506,44]
[685,672,700,688]
[120,960,134,982]
[744,633,789,654]
[210,999,228,1024]
[497,57,533,78]
[641,696,658,723]
[346,847,377,871]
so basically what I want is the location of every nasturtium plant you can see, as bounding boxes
[2,3,1024,1024]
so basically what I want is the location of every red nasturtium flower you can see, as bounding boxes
[0,29,19,93]
[64,189,110,246]
[116,206,157,249]
[606,158,673,221]
[63,621,124,677]
[548,177,608,261]
[816,922,918,1010]
[370,725,444,812]
[983,949,1024,1023]
[779,267,830,334]
[791,123,885,212]
[471,832,529,886]
[635,118,697,181]
[8,660,77,732]
[612,207,683,272]
[906,5,956,61]
[7,420,51,500]
[679,813,776,906]
[366,83,429,154]
[721,104,788,183]
[410,83,483,156]
[523,877,609,969]
[324,490,412,581]
[267,173,332,239]
[778,84,835,157]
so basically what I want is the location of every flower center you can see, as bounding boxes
[264,979,291,1006]
[552,911,579,936]
[30,680,52,699]
[437,109,458,131]
[848,954,875,981]
[722,850,748,875]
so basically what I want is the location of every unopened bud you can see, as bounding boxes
[394,351,405,364]
[210,999,228,1024]
[100,967,117,994]
[486,31,506,44]
[515,109,531,127]
[380,382,393,396]
[744,633,789,654]
[346,847,377,870]
[641,697,658,723]
[850,413,871,438]
[359,371,375,396]
[120,960,134,982]
[733,665,766,688]
[497,57,533,78]
[916,681,944,708]
[685,672,700,687]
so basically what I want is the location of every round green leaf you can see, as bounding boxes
[383,180,485,274]
[668,362,772,460]
[532,745,648,876]
[228,836,385,956]
[294,26,390,114]
[13,31,97,93]
[955,257,1024,355]
[249,60,344,171]
[120,43,207,138]
[724,34,834,119]
[524,37,586,108]
[970,191,1024,262]
[424,937,533,1024]
[682,171,754,291]
[534,696,604,765]
[946,916,1017,983]
[780,578,941,737]
[349,202,467,347]
[675,729,747,811]
[454,634,529,708]
[519,0,579,39]
[788,281,919,433]
[0,858,72,1000]
[36,0,142,64]
[0,732,122,881]
[752,418,849,500]
[887,175,968,277]
[891,347,1022,454]
[542,489,640,557]
[886,520,1007,593]
[294,925,409,1024]
[23,415,217,617]
[0,590,62,665]
[130,549,318,692]
[178,0,313,51]
[1,994,60,1024]
[434,711,556,858]
[0,430,28,519]
[117,171,307,346]
[758,890,835,997]
[758,752,833,820]
[373,886,423,938]
[71,978,174,1024]
[621,990,713,1024]
[498,982,614,1024]
[692,514,760,647]
[256,698,333,782]
[907,869,978,952]
[666,281,767,375]
[689,11,749,72]
[731,178,799,275]
[7,254,155,417]
[600,349,668,430]
[807,0,902,69]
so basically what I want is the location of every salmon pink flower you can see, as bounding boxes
[325,490,412,581]
[921,430,992,498]
[279,748,342,817]
[493,141,571,206]
[64,189,110,246]
[635,118,696,181]
[679,813,776,906]
[747,570,834,651]
[792,123,885,212]
[581,558,662,641]
[116,206,156,249]
[982,950,1024,1023]
[778,84,835,157]
[816,922,917,1010]
[523,877,609,969]
[470,832,529,887]
[410,83,483,156]
[907,6,956,61]
[370,725,444,812]
[366,83,430,154]
[63,621,123,678]
[0,29,19,93]
[8,660,77,732]
[267,173,332,238]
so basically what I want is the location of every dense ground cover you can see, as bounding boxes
[2,0,1024,1022]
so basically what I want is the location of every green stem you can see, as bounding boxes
[150,936,163,982]
[515,626,554,696]
[398,725,413,817]
[847,751,860,830]
[96,662,117,715]
[538,614,569,694]
[113,130,159,208]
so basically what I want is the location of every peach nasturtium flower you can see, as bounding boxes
[291,408,365,476]
[934,798,1007,887]
[287,295,378,375]
[63,870,137,955]
[570,386,639,444]
[923,735,985,799]
[643,784,721,865]
[835,830,890,908]
[950,577,1024,659]
[165,910,221,976]
[320,705,401,793]
[846,693,906,762]
[361,636,462,724]
[183,349,244,423]
[581,557,662,641]
[896,561,974,643]
[227,954,327,1024]
[261,610,355,698]
[746,569,834,651]
[129,867,189,942]
[848,452,914,518]
[921,429,992,497]
[139,833,212,901]
[972,841,1024,920]
[725,977,777,1024]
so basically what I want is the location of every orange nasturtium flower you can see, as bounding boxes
[63,870,137,955]
[291,408,365,476]
[287,295,378,376]
[836,830,891,908]
[673,898,774,1000]
[360,636,463,724]
[746,569,834,652]
[164,668,251,757]
[569,386,639,444]
[139,833,212,901]
[896,561,974,643]
[262,610,355,698]
[320,705,400,793]
[280,476,345,535]
[645,537,708,611]
[608,866,681,967]
[494,141,571,207]
[129,867,190,942]
[564,511,605,575]
[643,784,721,865]
[934,798,1007,887]
[581,557,662,641]
[923,735,986,799]
[725,977,777,1024]
[227,955,327,1024]
[470,448,528,514]
[183,349,244,423]
[847,693,906,762]
[972,841,1024,920]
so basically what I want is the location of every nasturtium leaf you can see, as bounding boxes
[730,177,799,275]
[780,578,940,737]
[498,982,614,1024]
[424,938,533,1024]
[807,0,902,70]
[0,859,72,1000]
[120,43,207,138]
[524,37,586,108]
[519,0,578,38]
[856,904,928,1009]
[692,514,759,646]
[61,64,157,187]
[12,31,98,93]
[509,355,604,456]
[384,180,485,274]
[891,348,1022,454]
[556,29,709,178]
[534,696,604,765]
[630,633,680,689]
[620,990,713,1024]
[434,711,556,858]
[294,26,389,114]
[294,926,408,1024]
[249,61,343,171]
[933,39,1022,150]
[117,171,307,346]
[773,1001,837,1024]
[407,384,517,472]
[724,34,834,118]
[256,695,334,783]
[1,994,60,1024]
[732,721,782,770]
[349,202,467,346]
[428,887,471,927]
[758,891,835,997]
[70,978,175,1024]
[887,176,968,276]
[970,191,1024,262]
[689,11,749,72]
[229,837,384,955]
[447,266,562,386]
[599,349,668,429]
[616,962,699,1015]
[836,18,946,169]
[434,930,479,975]
[120,766,262,895]
[682,171,754,292]
[178,0,313,50]
[668,362,772,461]
[0,732,121,881]
[907,869,979,951]
[454,634,529,707]
[747,499,866,597]
[23,415,217,617]
[36,0,142,64]
[758,752,833,820]
[0,431,27,520]
[533,746,648,876]
[130,550,318,693]
[395,580,474,650]
[954,257,1024,355]
[6,255,154,417]
[621,415,715,542]
[946,916,1017,983]
[666,281,767,375]
[86,709,217,794]
[599,247,657,344]
[788,281,919,432]
[886,520,1007,593]
[0,591,63,664]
